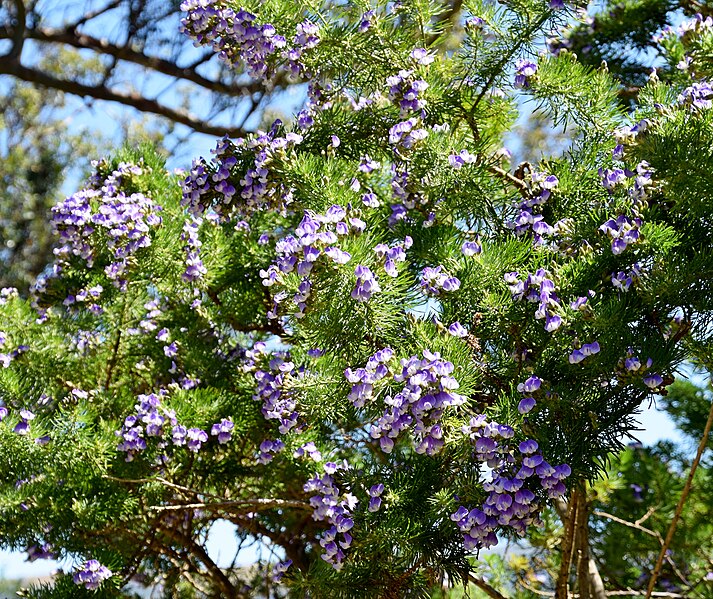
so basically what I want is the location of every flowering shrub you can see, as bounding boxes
[1,0,712,596]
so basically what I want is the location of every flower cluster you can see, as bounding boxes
[51,161,163,290]
[452,425,570,550]
[285,21,321,76]
[611,262,642,292]
[180,2,321,80]
[367,483,385,512]
[294,441,322,461]
[388,118,429,150]
[599,215,642,255]
[449,149,477,169]
[352,265,381,302]
[505,269,563,332]
[388,163,429,225]
[569,341,601,364]
[372,236,412,278]
[655,12,713,43]
[678,81,713,110]
[259,207,365,317]
[346,349,466,455]
[179,2,286,78]
[304,462,357,570]
[257,438,285,464]
[387,69,429,117]
[73,559,112,590]
[253,352,303,434]
[115,391,230,461]
[600,161,653,203]
[612,120,649,160]
[419,266,461,296]
[181,217,207,282]
[616,349,664,390]
[507,171,559,244]
[181,127,303,221]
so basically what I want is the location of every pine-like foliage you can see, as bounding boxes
[1,0,712,597]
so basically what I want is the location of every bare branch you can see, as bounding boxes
[556,489,580,599]
[160,525,238,599]
[593,510,664,544]
[147,498,310,513]
[645,397,713,598]
[65,0,122,31]
[0,58,247,137]
[468,573,510,599]
[487,163,530,193]
[6,0,26,59]
[5,24,272,99]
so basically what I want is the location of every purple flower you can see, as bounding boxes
[519,439,539,454]
[448,322,469,338]
[73,559,112,590]
[186,428,208,452]
[678,81,713,110]
[410,48,434,65]
[514,59,537,89]
[352,265,381,302]
[211,418,234,443]
[643,373,664,389]
[518,376,542,393]
[518,397,537,414]
[462,240,482,256]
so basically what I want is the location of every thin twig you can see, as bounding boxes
[0,58,247,137]
[468,573,509,599]
[593,510,663,544]
[147,498,309,513]
[645,397,713,598]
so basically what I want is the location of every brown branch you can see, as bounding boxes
[147,498,310,513]
[8,25,271,99]
[645,397,713,598]
[160,525,237,599]
[0,58,247,138]
[468,573,509,599]
[230,513,310,573]
[6,0,26,59]
[426,0,463,45]
[517,581,684,598]
[593,510,663,544]
[487,164,530,193]
[576,489,591,599]
[65,0,122,31]
[556,489,580,599]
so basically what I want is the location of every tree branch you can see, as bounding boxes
[6,0,26,59]
[5,24,273,99]
[147,498,310,514]
[556,489,580,599]
[468,573,509,599]
[159,525,238,599]
[645,397,713,598]
[65,0,122,31]
[0,58,247,138]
